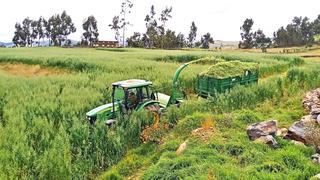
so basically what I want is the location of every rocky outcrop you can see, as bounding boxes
[302,88,320,116]
[247,120,278,141]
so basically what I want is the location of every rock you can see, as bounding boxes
[254,135,278,147]
[311,153,320,164]
[311,106,320,116]
[176,140,187,155]
[291,140,305,146]
[317,115,320,124]
[285,121,308,144]
[276,128,288,137]
[285,115,318,144]
[301,115,317,124]
[312,174,320,179]
[247,120,278,140]
[302,88,320,116]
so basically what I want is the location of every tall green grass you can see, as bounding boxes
[0,47,316,179]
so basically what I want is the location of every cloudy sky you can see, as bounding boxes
[0,0,319,42]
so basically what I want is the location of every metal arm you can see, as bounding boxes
[170,59,203,104]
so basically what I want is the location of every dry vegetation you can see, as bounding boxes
[0,63,68,76]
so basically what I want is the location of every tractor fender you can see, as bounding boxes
[136,100,162,111]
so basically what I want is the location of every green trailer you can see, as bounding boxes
[196,61,259,97]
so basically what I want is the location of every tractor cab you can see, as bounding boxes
[111,79,157,113]
[86,79,160,125]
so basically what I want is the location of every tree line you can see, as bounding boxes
[12,0,320,49]
[12,1,214,49]
[111,4,214,49]
[239,15,320,49]
[12,11,99,47]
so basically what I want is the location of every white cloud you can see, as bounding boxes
[0,0,319,42]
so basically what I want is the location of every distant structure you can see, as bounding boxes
[209,40,239,49]
[94,41,119,48]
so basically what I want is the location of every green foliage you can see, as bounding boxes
[0,47,319,179]
[199,61,258,78]
[174,112,212,137]
[154,54,202,63]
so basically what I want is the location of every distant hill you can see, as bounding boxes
[0,40,79,47]
[0,42,14,47]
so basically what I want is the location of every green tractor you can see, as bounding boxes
[86,62,191,125]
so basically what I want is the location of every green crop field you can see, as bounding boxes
[0,47,320,179]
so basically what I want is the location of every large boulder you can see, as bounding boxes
[285,121,308,143]
[254,135,278,147]
[285,116,317,144]
[247,120,278,140]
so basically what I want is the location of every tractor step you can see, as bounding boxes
[106,119,117,126]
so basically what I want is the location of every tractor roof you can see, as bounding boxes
[112,79,152,88]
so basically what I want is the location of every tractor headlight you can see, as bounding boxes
[86,116,97,124]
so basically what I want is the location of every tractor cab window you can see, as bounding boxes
[114,87,125,101]
[141,87,150,100]
[127,88,138,109]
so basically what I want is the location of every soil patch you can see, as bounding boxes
[301,55,320,58]
[0,63,68,77]
[191,127,215,142]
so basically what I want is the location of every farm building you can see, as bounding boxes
[209,40,239,49]
[94,41,119,48]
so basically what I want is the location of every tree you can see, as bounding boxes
[119,0,133,47]
[273,16,314,47]
[12,23,26,47]
[188,21,197,48]
[22,17,32,47]
[46,11,76,47]
[240,18,254,49]
[30,20,38,46]
[200,33,214,49]
[273,27,289,47]
[109,16,121,43]
[253,29,271,48]
[176,33,186,48]
[300,17,314,46]
[82,16,99,46]
[162,29,177,49]
[144,5,158,48]
[127,32,143,47]
[159,6,172,49]
[37,16,47,46]
[47,14,62,46]
[60,11,76,45]
[313,15,320,35]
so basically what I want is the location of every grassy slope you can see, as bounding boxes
[99,50,320,179]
